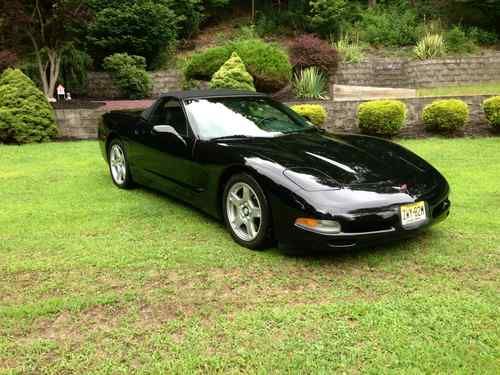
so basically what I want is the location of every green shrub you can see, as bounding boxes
[290,104,327,126]
[422,99,469,132]
[333,33,364,63]
[184,38,291,93]
[358,5,419,46]
[0,69,57,144]
[466,27,498,46]
[445,26,478,54]
[483,96,500,129]
[357,100,407,136]
[293,67,329,100]
[308,0,346,37]
[414,34,446,60]
[103,53,152,99]
[166,0,204,40]
[209,52,256,91]
[87,0,177,69]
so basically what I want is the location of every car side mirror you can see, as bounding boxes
[152,125,187,145]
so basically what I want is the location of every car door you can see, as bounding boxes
[134,97,199,199]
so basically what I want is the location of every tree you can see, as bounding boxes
[87,0,177,69]
[209,52,256,91]
[0,0,90,98]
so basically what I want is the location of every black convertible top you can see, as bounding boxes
[159,89,267,100]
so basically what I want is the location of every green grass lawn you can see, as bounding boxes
[417,82,500,97]
[1,139,499,374]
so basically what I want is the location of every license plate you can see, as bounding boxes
[400,201,427,227]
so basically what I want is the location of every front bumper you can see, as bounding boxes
[277,198,450,252]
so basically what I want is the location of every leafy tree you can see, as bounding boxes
[87,0,177,69]
[308,0,347,37]
[209,52,256,91]
[0,68,57,144]
[0,0,90,98]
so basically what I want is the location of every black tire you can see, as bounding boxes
[108,138,134,189]
[222,173,272,250]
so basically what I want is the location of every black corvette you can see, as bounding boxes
[98,90,450,251]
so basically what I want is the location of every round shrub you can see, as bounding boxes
[357,100,407,136]
[209,52,256,91]
[483,96,500,129]
[0,69,57,144]
[289,34,338,75]
[103,53,152,99]
[422,99,469,132]
[184,38,292,93]
[290,104,327,126]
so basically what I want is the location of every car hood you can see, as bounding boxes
[222,132,441,193]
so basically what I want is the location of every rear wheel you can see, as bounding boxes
[108,139,133,189]
[223,173,271,250]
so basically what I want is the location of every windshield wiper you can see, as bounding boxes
[212,135,252,141]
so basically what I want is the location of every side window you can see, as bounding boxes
[150,99,188,137]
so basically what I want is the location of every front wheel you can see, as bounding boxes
[223,173,272,250]
[108,139,134,189]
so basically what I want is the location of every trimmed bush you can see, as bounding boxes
[209,52,256,91]
[289,34,338,74]
[0,69,57,144]
[357,100,407,136]
[290,104,327,126]
[422,99,469,132]
[184,38,291,93]
[483,96,500,129]
[103,53,152,99]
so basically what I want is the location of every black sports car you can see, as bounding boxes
[98,90,450,251]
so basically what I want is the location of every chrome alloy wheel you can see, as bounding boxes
[226,182,262,241]
[110,144,127,185]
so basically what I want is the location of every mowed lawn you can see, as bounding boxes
[0,138,499,374]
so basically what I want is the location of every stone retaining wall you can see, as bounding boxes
[55,95,495,140]
[86,70,182,99]
[55,108,107,139]
[84,54,500,98]
[336,53,500,88]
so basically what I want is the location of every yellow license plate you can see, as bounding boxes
[400,201,427,227]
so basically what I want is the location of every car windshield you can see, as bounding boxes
[183,97,313,140]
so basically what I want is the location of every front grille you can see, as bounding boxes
[341,214,398,234]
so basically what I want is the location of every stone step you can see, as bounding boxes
[333,84,417,101]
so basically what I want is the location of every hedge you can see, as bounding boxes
[422,99,469,132]
[357,100,407,136]
[483,96,500,129]
[184,38,291,93]
[290,104,327,126]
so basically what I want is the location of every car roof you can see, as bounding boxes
[159,89,268,100]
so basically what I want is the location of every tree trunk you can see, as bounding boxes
[46,49,61,99]
[368,0,376,7]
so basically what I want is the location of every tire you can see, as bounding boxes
[223,173,272,250]
[108,138,134,189]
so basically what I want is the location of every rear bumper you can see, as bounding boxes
[278,198,450,252]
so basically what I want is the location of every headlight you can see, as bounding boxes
[295,218,341,234]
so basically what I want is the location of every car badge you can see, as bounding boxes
[393,184,409,193]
